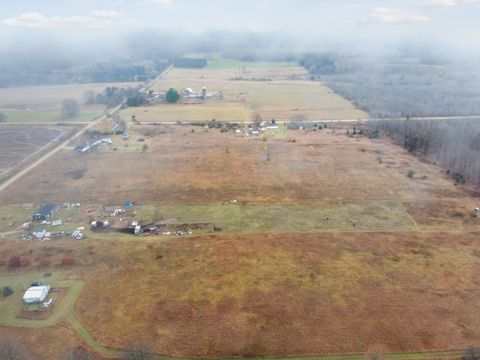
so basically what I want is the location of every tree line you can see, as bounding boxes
[371,119,480,186]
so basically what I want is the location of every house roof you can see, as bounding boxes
[23,286,49,300]
[33,203,57,217]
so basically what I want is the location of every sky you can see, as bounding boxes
[1,0,480,50]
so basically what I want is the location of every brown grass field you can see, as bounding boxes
[0,82,138,111]
[0,82,138,123]
[120,66,367,123]
[0,63,478,359]
[1,122,480,359]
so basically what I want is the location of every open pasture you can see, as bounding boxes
[122,65,367,123]
[72,230,480,357]
[0,123,480,358]
[0,125,441,205]
[0,82,138,123]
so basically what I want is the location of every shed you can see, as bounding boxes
[32,203,58,222]
[23,284,51,304]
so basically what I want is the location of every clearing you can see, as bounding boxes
[0,82,138,123]
[120,62,367,123]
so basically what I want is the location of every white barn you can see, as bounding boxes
[23,285,51,304]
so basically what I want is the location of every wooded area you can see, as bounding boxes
[302,53,480,117]
[371,119,480,186]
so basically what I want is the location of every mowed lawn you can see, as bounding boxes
[0,82,138,123]
[123,64,367,123]
[0,273,83,327]
[137,201,416,232]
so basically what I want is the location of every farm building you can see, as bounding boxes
[32,203,58,221]
[23,283,51,304]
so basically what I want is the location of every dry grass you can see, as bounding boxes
[1,125,453,206]
[0,82,137,124]
[122,101,249,122]
[0,82,138,111]
[74,231,480,357]
[1,122,480,357]
[120,66,367,123]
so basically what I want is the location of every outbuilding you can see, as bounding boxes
[32,203,58,222]
[23,283,51,304]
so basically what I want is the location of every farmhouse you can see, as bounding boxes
[23,283,51,304]
[32,203,58,222]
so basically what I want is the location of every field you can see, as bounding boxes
[1,121,480,358]
[0,62,480,360]
[0,125,84,178]
[120,63,367,123]
[0,82,138,123]
[0,126,63,175]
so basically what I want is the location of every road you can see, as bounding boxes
[0,65,174,196]
[130,114,480,127]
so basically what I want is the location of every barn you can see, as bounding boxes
[23,283,51,304]
[32,203,58,222]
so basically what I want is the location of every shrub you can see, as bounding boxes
[7,256,21,269]
[64,346,96,360]
[2,286,13,297]
[61,257,76,266]
[19,256,31,267]
[37,258,52,267]
[463,347,480,360]
[122,345,151,360]
[407,170,415,178]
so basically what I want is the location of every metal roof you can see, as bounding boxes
[33,203,57,217]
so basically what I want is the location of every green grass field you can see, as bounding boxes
[0,273,83,327]
[0,206,32,233]
[137,201,416,233]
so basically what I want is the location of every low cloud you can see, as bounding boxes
[361,7,431,24]
[428,0,480,6]
[90,10,125,18]
[428,0,457,6]
[1,11,134,29]
[147,0,172,5]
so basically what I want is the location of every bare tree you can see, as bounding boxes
[463,347,480,360]
[122,345,151,360]
[63,346,97,360]
[62,98,80,118]
[252,112,263,128]
[0,336,32,360]
[83,91,96,105]
[371,119,480,186]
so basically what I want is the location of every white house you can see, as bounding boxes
[23,284,51,304]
